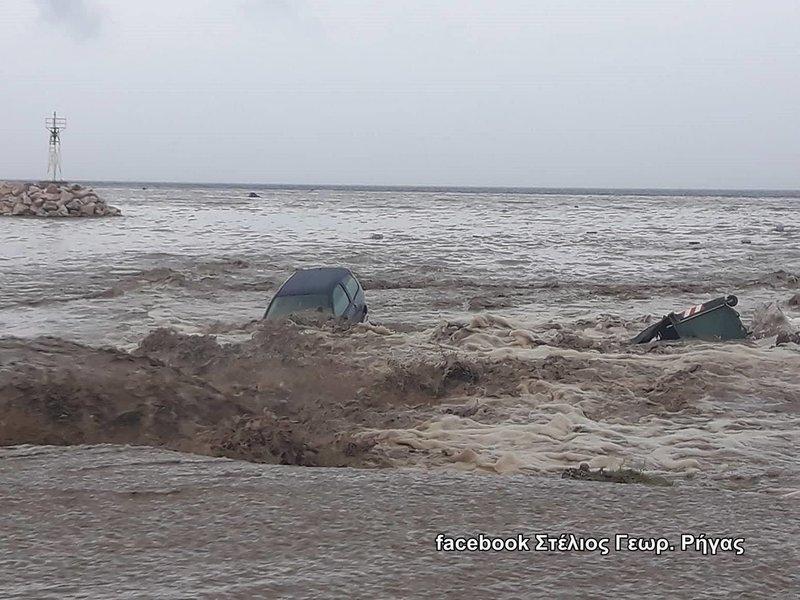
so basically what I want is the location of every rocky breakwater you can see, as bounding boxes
[0,181,121,217]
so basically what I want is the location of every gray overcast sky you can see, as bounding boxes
[1,0,799,188]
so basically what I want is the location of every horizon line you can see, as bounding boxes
[3,176,800,195]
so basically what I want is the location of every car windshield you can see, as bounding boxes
[266,294,331,319]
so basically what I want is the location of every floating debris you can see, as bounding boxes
[562,463,671,486]
[632,295,748,343]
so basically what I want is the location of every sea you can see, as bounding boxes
[0,183,798,598]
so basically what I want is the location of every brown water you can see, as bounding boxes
[0,184,798,597]
[1,445,797,599]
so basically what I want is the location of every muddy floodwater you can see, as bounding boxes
[1,184,799,598]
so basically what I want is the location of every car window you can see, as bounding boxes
[332,284,350,316]
[344,276,359,300]
[267,294,330,319]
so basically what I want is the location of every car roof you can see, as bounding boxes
[275,267,353,297]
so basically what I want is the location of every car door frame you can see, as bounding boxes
[342,275,366,320]
[331,282,356,320]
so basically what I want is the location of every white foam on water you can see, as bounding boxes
[366,316,800,488]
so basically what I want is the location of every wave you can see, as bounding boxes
[1,310,798,494]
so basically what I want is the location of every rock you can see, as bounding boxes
[775,332,800,346]
[73,188,96,200]
[248,192,260,198]
[0,181,121,218]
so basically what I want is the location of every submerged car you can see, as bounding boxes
[264,267,368,323]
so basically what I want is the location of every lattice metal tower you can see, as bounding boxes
[46,111,67,182]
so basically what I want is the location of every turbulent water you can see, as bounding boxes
[1,184,798,598]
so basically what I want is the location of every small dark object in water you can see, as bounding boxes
[562,463,671,486]
[788,293,800,307]
[688,241,701,245]
[632,295,748,343]
[248,192,260,198]
[371,233,384,240]
[741,239,752,244]
[774,223,786,232]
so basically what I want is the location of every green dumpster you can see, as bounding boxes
[632,295,749,343]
